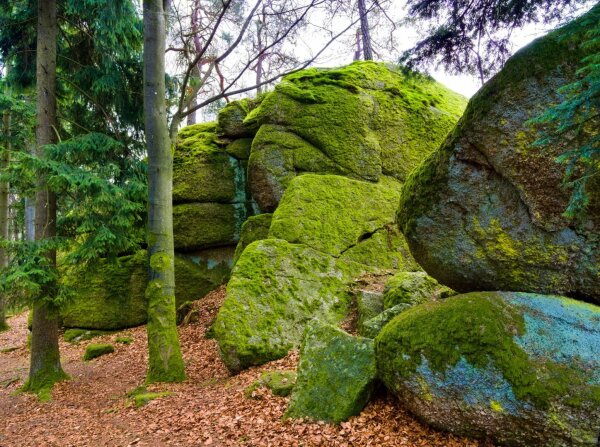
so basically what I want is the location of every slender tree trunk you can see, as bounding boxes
[143,0,186,383]
[353,28,362,61]
[255,7,266,94]
[0,88,10,332]
[24,0,67,398]
[357,0,373,60]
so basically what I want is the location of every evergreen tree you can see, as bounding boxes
[400,0,591,83]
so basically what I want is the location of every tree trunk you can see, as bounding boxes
[353,28,362,61]
[357,0,373,60]
[0,91,9,332]
[25,0,67,397]
[143,0,186,383]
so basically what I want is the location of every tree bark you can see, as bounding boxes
[357,0,373,60]
[0,85,9,332]
[143,0,186,383]
[25,0,67,397]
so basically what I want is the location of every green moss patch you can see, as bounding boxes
[285,322,377,423]
[383,271,454,309]
[83,343,115,361]
[173,202,247,251]
[127,385,173,407]
[64,328,113,343]
[245,370,297,398]
[233,213,272,266]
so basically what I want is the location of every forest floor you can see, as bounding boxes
[0,288,491,447]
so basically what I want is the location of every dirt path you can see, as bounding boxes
[0,289,489,447]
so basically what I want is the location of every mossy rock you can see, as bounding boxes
[269,174,420,271]
[398,5,600,303]
[233,213,272,265]
[226,138,253,160]
[213,239,359,373]
[360,303,412,339]
[64,328,113,343]
[173,122,238,204]
[246,61,466,211]
[286,322,377,423]
[383,271,455,309]
[356,290,384,335]
[83,343,115,361]
[245,370,297,398]
[173,202,250,251]
[216,98,262,138]
[375,291,600,446]
[60,250,228,330]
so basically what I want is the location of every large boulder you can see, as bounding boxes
[398,6,600,302]
[376,291,600,447]
[246,61,467,211]
[213,239,358,373]
[60,250,227,329]
[214,175,421,372]
[285,322,377,423]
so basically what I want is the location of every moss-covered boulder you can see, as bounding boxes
[216,98,262,139]
[356,290,384,336]
[173,202,249,251]
[376,291,600,446]
[286,322,377,423]
[360,304,411,339]
[173,122,240,204]
[269,174,420,271]
[83,343,115,361]
[213,239,358,372]
[398,6,600,303]
[383,271,454,309]
[233,213,272,265]
[246,61,467,212]
[60,250,228,330]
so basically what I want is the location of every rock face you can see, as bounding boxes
[398,6,600,302]
[376,291,600,447]
[383,271,454,309]
[214,175,421,372]
[286,322,377,423]
[213,238,356,372]
[60,250,227,329]
[245,61,466,212]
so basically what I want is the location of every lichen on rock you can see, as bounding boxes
[375,291,600,446]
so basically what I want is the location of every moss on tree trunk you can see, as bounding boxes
[143,0,185,383]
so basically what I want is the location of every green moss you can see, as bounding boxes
[145,280,186,383]
[173,202,247,251]
[127,385,173,407]
[214,239,356,372]
[20,368,69,402]
[64,328,113,343]
[217,98,262,138]
[0,321,9,332]
[60,250,222,330]
[83,343,115,361]
[245,370,297,398]
[173,122,236,204]
[115,336,133,344]
[269,175,401,256]
[360,303,412,338]
[356,290,384,335]
[233,213,272,265]
[383,271,455,309]
[285,322,377,423]
[246,61,466,189]
[226,138,253,160]
[375,292,600,409]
